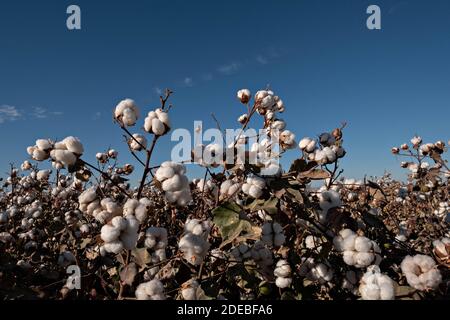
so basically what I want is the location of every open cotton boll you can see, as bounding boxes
[220,179,241,199]
[50,149,77,167]
[298,257,333,284]
[184,219,212,238]
[21,161,32,171]
[318,189,342,223]
[135,279,166,300]
[304,235,323,251]
[279,130,296,150]
[114,98,139,126]
[433,238,450,263]
[274,259,293,288]
[37,170,51,181]
[155,162,192,206]
[299,137,317,153]
[123,198,151,223]
[261,222,285,247]
[129,133,147,151]
[242,176,266,199]
[144,108,171,136]
[178,233,210,266]
[319,132,336,146]
[181,279,207,300]
[359,265,395,300]
[145,227,168,250]
[333,229,382,268]
[62,136,84,155]
[400,255,442,291]
[237,89,251,104]
[100,216,139,253]
[36,139,53,151]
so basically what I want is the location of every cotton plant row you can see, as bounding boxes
[0,88,449,301]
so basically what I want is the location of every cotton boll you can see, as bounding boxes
[220,179,241,199]
[433,238,450,263]
[319,133,336,147]
[400,255,442,291]
[261,222,285,247]
[359,266,395,300]
[144,108,170,136]
[50,149,77,167]
[114,98,139,127]
[36,139,53,151]
[237,89,251,104]
[145,227,168,250]
[242,176,266,199]
[279,130,296,150]
[231,243,252,262]
[181,279,206,300]
[62,136,84,155]
[21,161,32,171]
[299,137,317,153]
[135,279,165,300]
[129,134,147,151]
[178,233,210,266]
[31,148,49,161]
[37,170,51,181]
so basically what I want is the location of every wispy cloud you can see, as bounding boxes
[153,86,163,95]
[202,73,213,81]
[256,55,269,65]
[217,62,241,75]
[183,77,194,87]
[0,105,21,123]
[31,106,63,119]
[92,111,101,120]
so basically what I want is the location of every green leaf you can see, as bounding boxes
[213,202,254,248]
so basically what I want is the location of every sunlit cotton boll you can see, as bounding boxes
[237,89,251,104]
[123,197,152,223]
[114,98,139,126]
[400,255,442,291]
[100,216,139,254]
[129,134,147,151]
[279,130,296,150]
[299,137,317,153]
[333,229,382,268]
[242,176,266,199]
[219,179,241,199]
[62,136,84,155]
[21,161,32,171]
[135,279,166,300]
[155,161,192,206]
[359,265,395,300]
[145,227,168,250]
[37,170,51,181]
[178,232,210,266]
[144,108,171,136]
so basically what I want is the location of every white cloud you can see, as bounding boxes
[32,106,62,119]
[217,62,241,75]
[183,77,194,87]
[0,105,21,123]
[154,86,163,95]
[92,111,101,120]
[202,73,213,81]
[256,55,269,65]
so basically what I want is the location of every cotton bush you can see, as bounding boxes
[0,87,448,301]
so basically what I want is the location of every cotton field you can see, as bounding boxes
[0,88,448,300]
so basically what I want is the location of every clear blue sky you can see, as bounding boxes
[1,0,449,182]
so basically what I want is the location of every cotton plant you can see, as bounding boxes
[0,87,448,300]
